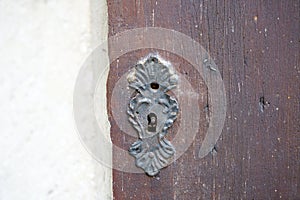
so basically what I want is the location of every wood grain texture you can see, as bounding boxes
[107,0,299,199]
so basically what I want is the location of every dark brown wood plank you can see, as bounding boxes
[107,0,300,199]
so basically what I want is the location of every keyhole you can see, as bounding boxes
[150,82,159,90]
[147,113,157,132]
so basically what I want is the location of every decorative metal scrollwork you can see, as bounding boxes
[127,54,179,176]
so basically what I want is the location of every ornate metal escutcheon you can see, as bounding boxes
[127,54,179,176]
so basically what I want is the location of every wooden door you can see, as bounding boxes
[106,0,299,199]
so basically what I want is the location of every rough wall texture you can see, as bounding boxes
[0,0,111,199]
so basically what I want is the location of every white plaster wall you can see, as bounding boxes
[0,0,111,199]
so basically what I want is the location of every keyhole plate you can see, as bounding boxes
[127,54,179,176]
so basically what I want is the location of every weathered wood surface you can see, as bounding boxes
[107,0,299,199]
